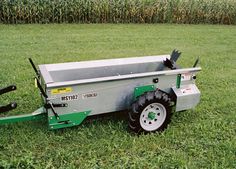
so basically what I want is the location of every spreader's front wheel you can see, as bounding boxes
[128,90,172,134]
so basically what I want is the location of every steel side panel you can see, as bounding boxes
[46,74,179,116]
[39,55,170,84]
[39,65,54,84]
[172,84,201,112]
[41,55,170,72]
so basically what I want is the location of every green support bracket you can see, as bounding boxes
[176,74,181,89]
[134,85,156,100]
[48,110,91,130]
[0,107,46,125]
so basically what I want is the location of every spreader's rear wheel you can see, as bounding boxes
[128,90,172,133]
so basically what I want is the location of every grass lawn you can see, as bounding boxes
[0,24,235,168]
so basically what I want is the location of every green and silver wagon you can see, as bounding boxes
[0,50,201,133]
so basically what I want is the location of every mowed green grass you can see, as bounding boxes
[0,24,235,168]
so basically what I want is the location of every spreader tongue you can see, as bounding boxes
[0,85,17,113]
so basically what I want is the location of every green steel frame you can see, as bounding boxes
[48,110,91,130]
[0,107,46,124]
[134,85,156,100]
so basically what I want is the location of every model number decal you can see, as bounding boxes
[82,92,97,99]
[61,94,79,101]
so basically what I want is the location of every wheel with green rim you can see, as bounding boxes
[128,90,172,133]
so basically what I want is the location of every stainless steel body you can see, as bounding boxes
[39,55,201,118]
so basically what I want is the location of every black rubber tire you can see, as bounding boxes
[128,90,172,134]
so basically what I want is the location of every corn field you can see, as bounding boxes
[0,0,236,24]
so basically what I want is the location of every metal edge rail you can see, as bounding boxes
[46,67,201,88]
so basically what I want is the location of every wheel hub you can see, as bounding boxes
[148,111,156,120]
[139,103,167,131]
